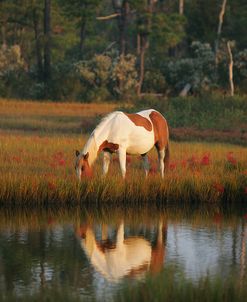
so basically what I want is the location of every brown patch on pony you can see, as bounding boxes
[149,111,169,150]
[96,240,116,253]
[79,153,93,178]
[150,224,167,274]
[98,140,119,153]
[127,263,149,278]
[124,113,152,131]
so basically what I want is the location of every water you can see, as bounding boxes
[0,205,246,301]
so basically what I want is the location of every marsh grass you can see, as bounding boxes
[0,131,246,205]
[0,99,246,205]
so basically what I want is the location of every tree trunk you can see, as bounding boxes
[33,8,43,80]
[44,0,51,82]
[136,0,154,96]
[79,19,86,57]
[1,23,7,48]
[179,0,184,15]
[112,0,129,56]
[215,0,227,65]
[137,38,146,96]
[227,41,234,96]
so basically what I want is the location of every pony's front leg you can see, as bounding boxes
[141,154,150,177]
[118,148,126,178]
[103,151,111,175]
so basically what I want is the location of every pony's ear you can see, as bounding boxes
[75,150,80,157]
[84,152,89,160]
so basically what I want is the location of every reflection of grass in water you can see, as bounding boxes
[116,266,247,302]
[0,132,246,205]
[0,204,246,231]
[1,267,246,302]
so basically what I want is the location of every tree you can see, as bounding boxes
[112,0,130,55]
[58,0,100,58]
[44,0,51,82]
[215,0,227,65]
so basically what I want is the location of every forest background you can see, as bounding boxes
[0,0,247,102]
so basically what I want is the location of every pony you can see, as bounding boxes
[76,221,167,282]
[75,109,169,179]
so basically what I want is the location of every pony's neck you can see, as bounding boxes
[82,134,98,167]
[82,112,115,167]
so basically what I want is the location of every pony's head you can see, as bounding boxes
[75,150,93,179]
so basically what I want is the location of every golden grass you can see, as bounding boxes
[0,99,246,205]
[0,98,117,117]
[0,131,246,205]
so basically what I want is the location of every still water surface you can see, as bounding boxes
[0,206,246,300]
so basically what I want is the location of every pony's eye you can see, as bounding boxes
[81,167,84,172]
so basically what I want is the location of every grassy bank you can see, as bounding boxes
[0,98,246,205]
[0,132,246,205]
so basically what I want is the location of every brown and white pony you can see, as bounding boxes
[75,109,169,179]
[76,221,167,282]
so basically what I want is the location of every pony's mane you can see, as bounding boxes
[93,111,121,136]
[82,111,121,166]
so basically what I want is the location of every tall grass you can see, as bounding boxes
[0,99,246,205]
[0,132,246,205]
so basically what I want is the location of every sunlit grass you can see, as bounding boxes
[0,99,246,205]
[0,131,246,205]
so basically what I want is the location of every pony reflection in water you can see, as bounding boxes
[75,109,169,178]
[76,221,167,282]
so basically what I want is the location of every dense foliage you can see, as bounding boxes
[0,0,246,101]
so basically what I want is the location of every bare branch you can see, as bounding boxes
[227,41,234,96]
[96,13,120,21]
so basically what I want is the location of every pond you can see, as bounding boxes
[0,204,246,301]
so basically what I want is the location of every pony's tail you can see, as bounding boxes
[164,141,170,171]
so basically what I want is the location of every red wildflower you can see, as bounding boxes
[213,183,224,194]
[58,159,66,166]
[181,160,187,168]
[169,163,177,171]
[226,152,237,165]
[12,156,21,163]
[244,187,247,195]
[201,154,210,166]
[244,214,247,220]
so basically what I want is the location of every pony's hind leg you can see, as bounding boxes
[158,149,165,178]
[103,151,111,175]
[141,153,150,177]
[118,148,127,178]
